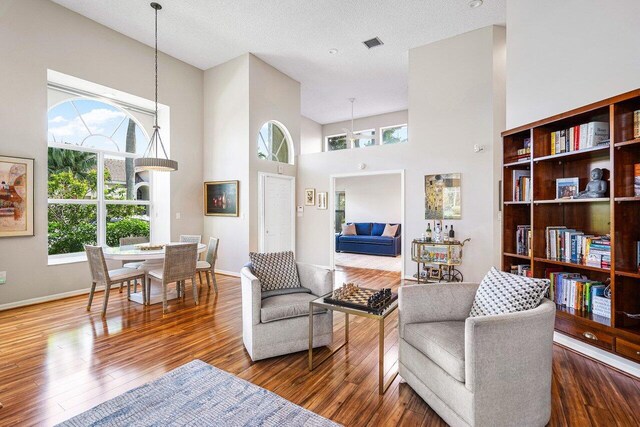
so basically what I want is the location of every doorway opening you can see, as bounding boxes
[330,170,404,277]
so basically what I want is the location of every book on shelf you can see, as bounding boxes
[512,169,531,202]
[549,121,609,155]
[544,227,610,268]
[545,270,607,317]
[510,264,532,277]
[516,225,531,256]
[634,110,640,139]
[635,163,640,197]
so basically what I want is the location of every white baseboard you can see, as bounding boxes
[553,332,639,378]
[215,269,240,278]
[0,285,104,312]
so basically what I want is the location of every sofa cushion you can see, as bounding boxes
[249,251,301,293]
[371,223,386,236]
[338,235,393,246]
[403,321,466,382]
[261,293,327,323]
[342,223,357,236]
[261,287,311,300]
[382,224,399,238]
[470,267,550,317]
[352,222,372,236]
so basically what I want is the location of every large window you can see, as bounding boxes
[47,96,152,257]
[381,124,408,145]
[257,121,293,164]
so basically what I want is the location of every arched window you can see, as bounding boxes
[257,121,293,164]
[47,96,153,257]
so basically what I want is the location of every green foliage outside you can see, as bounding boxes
[328,135,347,151]
[47,147,149,255]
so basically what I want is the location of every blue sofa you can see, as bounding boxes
[335,222,402,257]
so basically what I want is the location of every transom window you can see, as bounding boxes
[257,121,293,164]
[381,124,408,145]
[353,129,375,148]
[327,134,348,151]
[47,95,153,257]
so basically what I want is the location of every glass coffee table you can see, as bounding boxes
[308,291,399,394]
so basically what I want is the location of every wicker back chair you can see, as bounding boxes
[119,236,149,246]
[85,245,146,317]
[179,235,202,244]
[147,243,199,313]
[196,237,219,293]
[118,236,149,292]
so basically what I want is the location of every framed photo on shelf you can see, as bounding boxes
[317,192,327,209]
[0,155,34,237]
[204,180,239,216]
[556,177,579,199]
[305,188,315,206]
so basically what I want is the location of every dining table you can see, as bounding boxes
[102,242,207,305]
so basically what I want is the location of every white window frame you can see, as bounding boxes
[325,133,348,152]
[47,105,153,264]
[257,120,295,165]
[380,123,408,145]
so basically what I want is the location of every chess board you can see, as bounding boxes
[324,286,397,315]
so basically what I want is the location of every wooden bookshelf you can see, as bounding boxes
[502,88,640,363]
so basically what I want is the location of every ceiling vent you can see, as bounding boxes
[362,37,384,49]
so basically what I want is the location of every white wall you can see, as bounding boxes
[336,174,401,224]
[0,0,203,306]
[248,55,300,253]
[203,55,250,275]
[203,54,301,273]
[300,116,322,155]
[296,26,506,282]
[323,110,408,149]
[506,0,640,128]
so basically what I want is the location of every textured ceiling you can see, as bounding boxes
[51,0,506,124]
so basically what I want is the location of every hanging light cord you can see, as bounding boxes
[143,2,168,160]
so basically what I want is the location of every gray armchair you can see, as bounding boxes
[398,283,555,427]
[241,262,334,361]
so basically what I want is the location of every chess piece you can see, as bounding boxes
[576,168,607,198]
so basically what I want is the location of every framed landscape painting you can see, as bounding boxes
[0,156,34,237]
[204,180,239,217]
[425,173,461,220]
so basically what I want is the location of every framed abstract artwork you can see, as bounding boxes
[425,173,461,220]
[204,180,239,217]
[317,192,328,209]
[0,155,34,237]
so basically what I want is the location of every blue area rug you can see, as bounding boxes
[57,359,341,427]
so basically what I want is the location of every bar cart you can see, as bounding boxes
[411,238,470,283]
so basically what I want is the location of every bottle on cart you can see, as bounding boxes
[449,224,455,241]
[444,225,449,242]
[434,222,442,243]
[425,223,432,241]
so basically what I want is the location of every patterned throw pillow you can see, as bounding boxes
[249,251,301,293]
[469,267,550,317]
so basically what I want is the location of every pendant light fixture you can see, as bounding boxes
[135,2,178,172]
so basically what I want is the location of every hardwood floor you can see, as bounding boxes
[0,267,639,426]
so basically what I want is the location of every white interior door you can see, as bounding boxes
[260,174,295,253]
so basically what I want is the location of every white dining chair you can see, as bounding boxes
[196,237,219,293]
[119,236,149,293]
[85,245,147,317]
[147,243,198,313]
